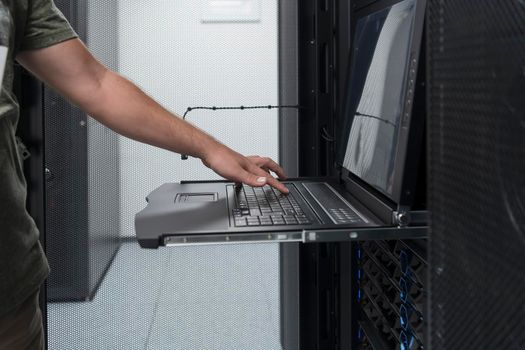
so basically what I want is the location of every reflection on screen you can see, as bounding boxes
[339,0,416,197]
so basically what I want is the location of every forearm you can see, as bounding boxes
[83,70,220,159]
[17,39,221,160]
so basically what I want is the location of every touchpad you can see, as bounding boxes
[175,193,218,203]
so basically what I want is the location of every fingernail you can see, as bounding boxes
[257,177,266,183]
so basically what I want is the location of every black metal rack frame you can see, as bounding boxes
[296,1,428,349]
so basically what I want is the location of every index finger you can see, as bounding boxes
[257,157,287,180]
[247,163,289,194]
[264,175,289,194]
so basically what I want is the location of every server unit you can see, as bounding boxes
[356,239,427,349]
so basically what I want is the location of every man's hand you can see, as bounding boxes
[201,146,289,193]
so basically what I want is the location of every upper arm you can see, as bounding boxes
[16,38,109,112]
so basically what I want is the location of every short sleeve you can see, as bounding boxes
[20,0,78,51]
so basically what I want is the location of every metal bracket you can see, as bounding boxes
[163,225,428,247]
[164,232,304,247]
[302,226,428,243]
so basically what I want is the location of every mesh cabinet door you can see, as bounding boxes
[45,0,120,302]
[428,1,525,349]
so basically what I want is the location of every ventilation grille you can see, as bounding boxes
[356,240,427,349]
[428,0,525,348]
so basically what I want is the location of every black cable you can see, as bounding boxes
[321,126,336,142]
[355,111,396,128]
[181,104,301,160]
[182,104,300,120]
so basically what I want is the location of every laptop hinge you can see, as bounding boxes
[393,206,429,227]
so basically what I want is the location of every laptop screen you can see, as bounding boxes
[337,0,420,200]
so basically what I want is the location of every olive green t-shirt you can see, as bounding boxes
[0,0,77,317]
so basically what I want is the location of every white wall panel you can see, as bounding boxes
[117,0,279,236]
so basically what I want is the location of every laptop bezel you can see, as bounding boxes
[336,0,427,209]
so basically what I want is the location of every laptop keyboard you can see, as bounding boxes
[232,185,312,227]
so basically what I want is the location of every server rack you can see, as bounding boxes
[296,0,524,349]
[296,1,428,349]
[296,0,341,347]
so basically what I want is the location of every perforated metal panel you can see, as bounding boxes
[48,242,282,350]
[46,1,284,349]
[45,0,120,302]
[85,0,121,300]
[428,1,525,348]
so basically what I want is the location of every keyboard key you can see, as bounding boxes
[247,217,260,226]
[271,217,286,225]
[285,218,298,225]
[326,207,362,224]
[235,218,247,227]
[259,218,273,225]
[250,209,262,217]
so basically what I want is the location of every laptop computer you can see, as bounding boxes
[136,0,427,249]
